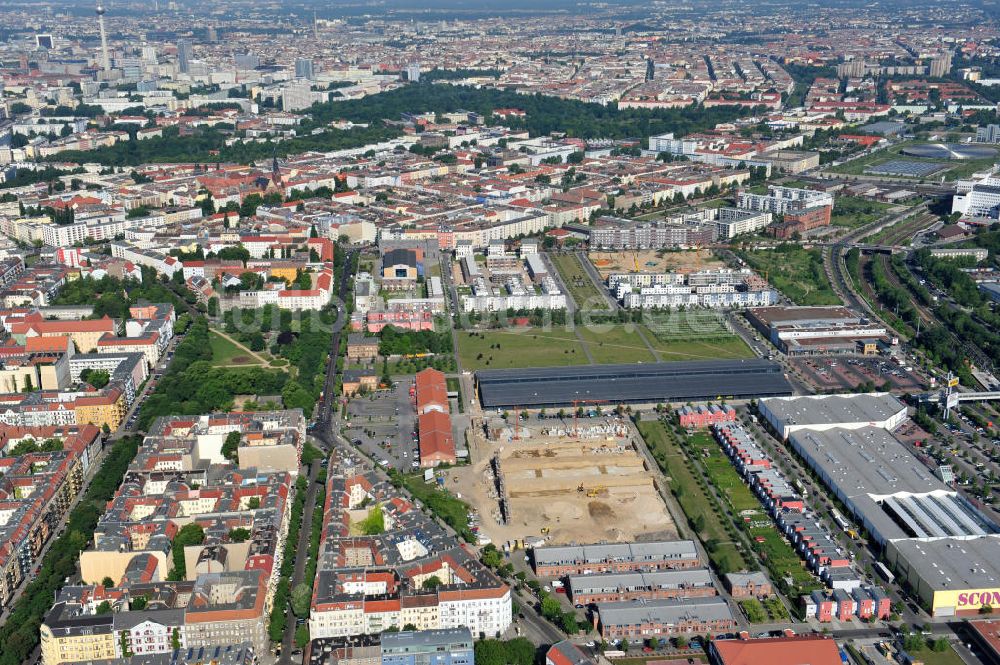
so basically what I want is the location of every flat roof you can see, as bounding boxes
[568,569,713,592]
[533,540,698,566]
[788,427,998,543]
[477,360,792,408]
[597,596,733,626]
[748,306,860,326]
[892,537,1000,592]
[760,393,906,428]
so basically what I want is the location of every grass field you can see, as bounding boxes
[737,246,840,306]
[748,524,821,596]
[696,431,761,513]
[904,646,965,665]
[209,329,261,366]
[551,253,610,310]
[456,329,587,370]
[638,420,749,574]
[644,333,754,361]
[576,324,656,363]
[831,196,893,228]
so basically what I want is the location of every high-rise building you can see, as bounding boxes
[177,39,192,74]
[234,52,260,70]
[930,52,953,78]
[35,34,53,50]
[95,5,111,73]
[295,57,314,80]
[206,26,218,42]
[406,62,420,82]
[977,124,1000,144]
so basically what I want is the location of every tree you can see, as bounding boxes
[247,497,261,509]
[620,639,630,652]
[95,601,113,615]
[101,576,115,588]
[540,595,562,621]
[168,523,205,580]
[421,575,443,590]
[403,623,418,631]
[228,527,251,542]
[221,431,241,461]
[291,582,312,617]
[295,625,310,648]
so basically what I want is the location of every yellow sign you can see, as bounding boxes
[948,377,959,388]
[933,588,1000,612]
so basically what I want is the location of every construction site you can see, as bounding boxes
[446,418,677,548]
[588,249,725,278]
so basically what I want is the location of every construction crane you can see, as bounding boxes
[571,399,608,436]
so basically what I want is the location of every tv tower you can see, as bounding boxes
[96,4,111,73]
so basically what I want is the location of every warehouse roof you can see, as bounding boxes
[760,393,906,429]
[568,568,713,593]
[787,427,998,544]
[532,540,698,567]
[748,306,859,326]
[891,537,1000,592]
[477,360,791,408]
[597,596,733,626]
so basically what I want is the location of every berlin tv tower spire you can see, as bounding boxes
[96,4,111,73]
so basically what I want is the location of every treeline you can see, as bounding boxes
[138,318,288,428]
[0,434,142,665]
[378,325,453,356]
[422,68,503,82]
[51,268,185,320]
[50,124,400,166]
[309,83,760,139]
[0,165,85,190]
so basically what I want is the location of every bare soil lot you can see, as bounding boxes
[447,435,676,547]
[589,249,725,278]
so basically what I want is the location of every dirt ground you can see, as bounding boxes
[588,249,725,278]
[446,434,676,547]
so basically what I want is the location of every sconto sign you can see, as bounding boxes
[956,591,1000,609]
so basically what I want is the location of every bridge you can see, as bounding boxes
[853,244,905,255]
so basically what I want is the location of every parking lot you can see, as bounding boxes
[342,380,420,471]
[791,355,925,393]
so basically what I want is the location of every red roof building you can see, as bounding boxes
[709,635,842,665]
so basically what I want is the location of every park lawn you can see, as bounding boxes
[576,324,656,364]
[642,331,754,362]
[738,247,841,306]
[905,645,966,665]
[696,432,761,513]
[831,196,893,228]
[208,329,260,366]
[456,328,589,371]
[638,420,749,574]
[748,525,821,596]
[551,253,610,311]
